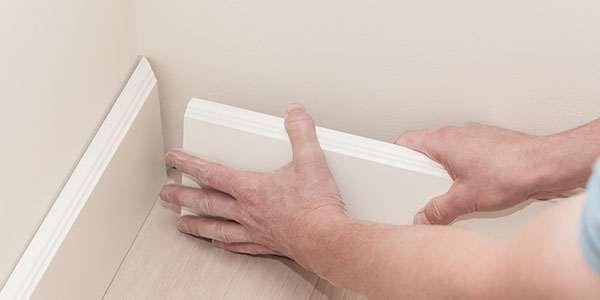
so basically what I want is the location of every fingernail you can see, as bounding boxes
[285,103,305,116]
[165,151,177,164]
[159,186,169,201]
[177,219,189,232]
[414,212,431,225]
[167,149,186,164]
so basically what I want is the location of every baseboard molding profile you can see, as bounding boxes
[1,57,167,300]
[182,99,558,238]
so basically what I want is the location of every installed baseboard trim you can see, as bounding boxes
[182,98,557,238]
[1,57,167,300]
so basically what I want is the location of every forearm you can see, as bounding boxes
[293,218,505,300]
[531,118,600,193]
[293,193,599,300]
[296,119,600,299]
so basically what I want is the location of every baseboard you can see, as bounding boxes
[1,57,167,300]
[182,99,558,239]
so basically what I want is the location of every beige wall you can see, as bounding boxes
[134,0,600,152]
[0,0,138,286]
[3,0,600,288]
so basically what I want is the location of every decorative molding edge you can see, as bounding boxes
[182,98,558,239]
[185,99,450,179]
[1,57,157,300]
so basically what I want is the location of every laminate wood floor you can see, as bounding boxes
[103,170,364,300]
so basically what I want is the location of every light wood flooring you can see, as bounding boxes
[103,170,365,300]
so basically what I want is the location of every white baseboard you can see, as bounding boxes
[1,57,167,300]
[182,99,558,239]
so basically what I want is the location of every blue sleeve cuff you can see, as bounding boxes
[578,158,600,277]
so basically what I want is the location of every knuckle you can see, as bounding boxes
[234,186,252,201]
[216,223,233,243]
[436,126,456,136]
[197,195,213,214]
[209,165,234,190]
[190,160,210,182]
[436,126,464,139]
[395,131,422,148]
[234,174,258,199]
[426,200,449,225]
[168,187,182,205]
[285,112,314,128]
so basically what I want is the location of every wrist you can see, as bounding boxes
[524,136,562,188]
[525,133,590,194]
[287,213,352,274]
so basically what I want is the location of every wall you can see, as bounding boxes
[134,0,600,152]
[0,0,138,286]
[3,0,598,288]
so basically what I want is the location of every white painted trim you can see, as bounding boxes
[1,57,160,300]
[182,99,557,238]
[185,99,449,179]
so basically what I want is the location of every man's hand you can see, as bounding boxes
[160,104,347,267]
[395,123,583,225]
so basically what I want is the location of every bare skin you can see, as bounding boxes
[160,105,600,299]
[395,119,600,225]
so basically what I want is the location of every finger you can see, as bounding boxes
[166,149,246,197]
[284,104,326,164]
[394,129,437,160]
[178,215,250,244]
[413,183,473,225]
[160,184,239,221]
[212,240,282,256]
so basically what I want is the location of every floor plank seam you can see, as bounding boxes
[101,194,164,299]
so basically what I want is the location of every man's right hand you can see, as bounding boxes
[395,122,585,225]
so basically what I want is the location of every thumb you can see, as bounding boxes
[394,129,438,161]
[284,104,325,164]
[413,183,473,225]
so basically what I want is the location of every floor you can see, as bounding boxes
[103,170,364,300]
